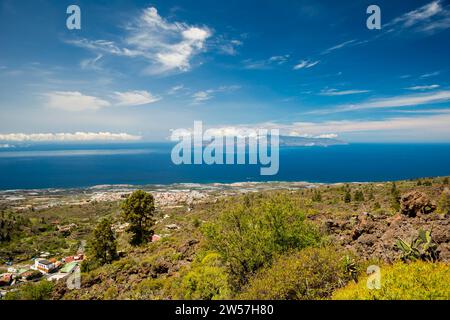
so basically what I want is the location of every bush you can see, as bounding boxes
[130,278,168,300]
[238,247,355,300]
[4,280,54,300]
[180,253,230,300]
[332,261,450,300]
[202,194,323,289]
[437,190,450,215]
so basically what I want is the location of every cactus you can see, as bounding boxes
[395,229,438,262]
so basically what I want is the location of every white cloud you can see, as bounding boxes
[421,71,441,78]
[167,84,185,95]
[287,114,450,139]
[237,112,450,141]
[293,60,320,70]
[242,55,290,70]
[314,133,338,139]
[319,88,370,96]
[192,85,240,104]
[217,39,243,56]
[321,40,356,55]
[113,90,161,106]
[386,0,450,33]
[313,90,450,114]
[80,54,103,70]
[269,55,290,64]
[67,7,211,74]
[0,132,142,142]
[192,90,213,103]
[406,84,440,91]
[45,91,111,112]
[126,7,211,74]
[66,39,142,57]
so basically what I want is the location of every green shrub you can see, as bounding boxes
[4,280,54,300]
[180,253,230,300]
[130,278,167,300]
[238,247,355,300]
[353,190,365,202]
[311,191,322,202]
[332,261,450,300]
[437,190,450,215]
[202,194,323,289]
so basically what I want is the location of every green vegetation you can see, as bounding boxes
[332,261,450,300]
[4,280,54,300]
[353,190,365,202]
[390,182,401,211]
[202,194,323,289]
[121,190,156,245]
[396,229,438,262]
[437,190,450,215]
[87,218,117,266]
[2,176,449,300]
[180,253,231,300]
[238,247,355,300]
[344,189,352,203]
[0,211,30,243]
[311,190,322,202]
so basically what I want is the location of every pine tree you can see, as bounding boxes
[121,190,156,245]
[90,218,117,265]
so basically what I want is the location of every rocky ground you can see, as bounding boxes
[322,190,449,263]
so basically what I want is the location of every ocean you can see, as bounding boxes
[0,143,449,190]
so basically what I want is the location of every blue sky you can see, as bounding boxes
[0,0,450,143]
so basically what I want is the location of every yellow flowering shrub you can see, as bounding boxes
[332,261,450,300]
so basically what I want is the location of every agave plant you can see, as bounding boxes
[395,229,438,262]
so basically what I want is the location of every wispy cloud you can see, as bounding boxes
[309,90,450,114]
[167,84,185,95]
[293,60,320,70]
[240,111,450,141]
[216,39,243,56]
[321,40,356,55]
[319,88,370,96]
[45,90,160,111]
[242,55,290,70]
[420,71,441,78]
[192,90,213,103]
[406,84,440,91]
[192,85,240,104]
[80,54,103,70]
[288,114,450,139]
[189,109,450,141]
[386,0,450,34]
[0,132,142,142]
[113,90,161,106]
[67,7,211,74]
[45,91,111,112]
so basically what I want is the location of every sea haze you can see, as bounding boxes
[0,143,449,190]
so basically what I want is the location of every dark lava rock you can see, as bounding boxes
[400,191,436,217]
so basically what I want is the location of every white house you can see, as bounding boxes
[34,259,55,273]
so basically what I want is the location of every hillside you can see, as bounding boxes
[1,177,449,300]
